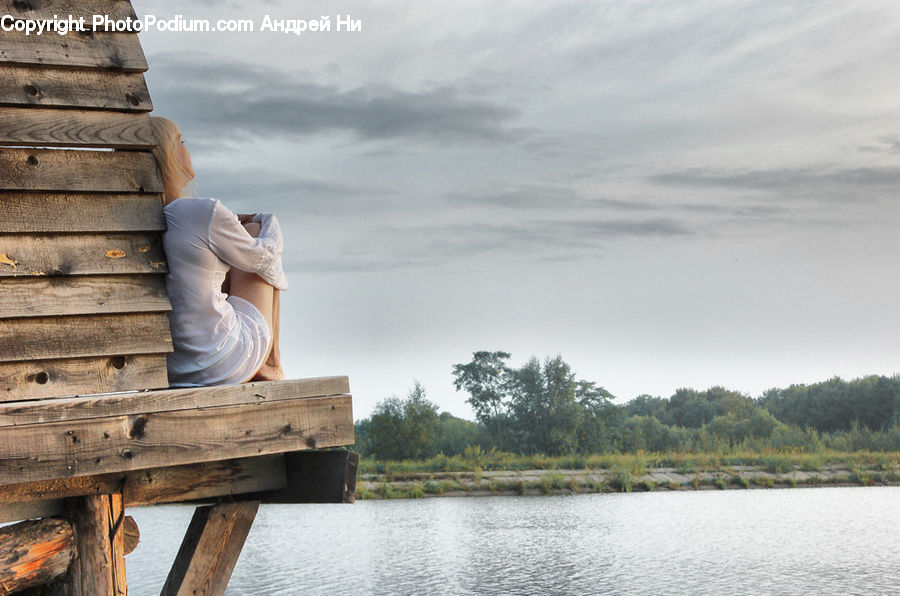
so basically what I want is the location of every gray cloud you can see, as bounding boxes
[195,164,395,217]
[648,166,900,196]
[442,185,657,212]
[289,216,693,273]
[147,52,530,145]
[859,135,900,155]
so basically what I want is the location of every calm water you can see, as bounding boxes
[127,486,899,595]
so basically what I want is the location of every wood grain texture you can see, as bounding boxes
[0,0,138,22]
[0,377,351,426]
[0,455,287,523]
[122,515,139,556]
[0,232,167,277]
[64,493,126,596]
[0,30,147,71]
[0,275,171,319]
[0,394,354,485]
[0,354,169,402]
[161,501,258,596]
[0,192,165,233]
[0,66,152,111]
[0,312,173,363]
[0,108,155,148]
[0,517,74,594]
[0,148,162,192]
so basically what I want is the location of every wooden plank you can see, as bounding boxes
[0,498,64,523]
[1,0,138,23]
[65,493,127,595]
[0,275,171,319]
[0,66,152,111]
[0,30,147,71]
[0,377,351,426]
[0,312,173,363]
[0,148,162,192]
[262,450,359,504]
[0,354,169,402]
[0,517,74,594]
[0,233,167,277]
[0,108,155,148]
[161,501,258,596]
[0,192,165,233]
[0,394,354,485]
[0,455,287,523]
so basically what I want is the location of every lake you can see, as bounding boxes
[127,486,899,595]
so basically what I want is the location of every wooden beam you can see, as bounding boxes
[1,0,138,23]
[0,455,286,524]
[262,451,359,504]
[0,232,167,277]
[0,394,354,485]
[0,66,152,111]
[64,493,127,595]
[0,108,155,149]
[0,148,162,193]
[0,517,74,594]
[0,275,171,319]
[0,31,148,71]
[0,376,351,427]
[0,354,169,402]
[0,192,165,233]
[161,502,258,596]
[0,312,173,363]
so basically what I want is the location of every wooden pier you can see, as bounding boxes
[0,1,356,593]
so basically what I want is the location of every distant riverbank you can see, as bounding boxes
[356,451,900,499]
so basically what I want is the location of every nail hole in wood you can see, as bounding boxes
[125,93,141,106]
[26,155,38,166]
[24,84,41,98]
[35,371,49,384]
[110,356,126,369]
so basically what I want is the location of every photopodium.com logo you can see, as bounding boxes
[0,13,362,35]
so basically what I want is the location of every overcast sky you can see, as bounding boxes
[133,0,900,419]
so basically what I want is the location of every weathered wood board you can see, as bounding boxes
[0,108,155,148]
[0,377,351,426]
[0,66,152,111]
[0,312,173,362]
[0,148,162,192]
[0,275,170,319]
[0,232,167,277]
[0,30,148,70]
[161,501,259,596]
[0,354,170,401]
[0,393,354,484]
[0,0,138,23]
[0,193,165,233]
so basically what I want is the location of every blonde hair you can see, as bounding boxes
[149,116,195,202]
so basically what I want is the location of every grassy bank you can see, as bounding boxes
[355,450,900,500]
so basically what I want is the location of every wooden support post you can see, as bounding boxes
[161,501,259,596]
[0,517,74,593]
[65,494,127,595]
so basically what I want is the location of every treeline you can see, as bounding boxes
[352,351,900,460]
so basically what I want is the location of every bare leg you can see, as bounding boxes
[228,222,285,382]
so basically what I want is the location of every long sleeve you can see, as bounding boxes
[207,199,289,291]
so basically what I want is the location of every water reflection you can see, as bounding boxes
[127,486,900,595]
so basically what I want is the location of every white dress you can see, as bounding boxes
[162,198,288,387]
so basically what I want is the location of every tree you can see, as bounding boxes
[452,351,512,449]
[577,381,622,453]
[367,381,440,460]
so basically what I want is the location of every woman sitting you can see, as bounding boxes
[149,116,286,386]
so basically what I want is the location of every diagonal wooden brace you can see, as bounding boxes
[160,501,259,596]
